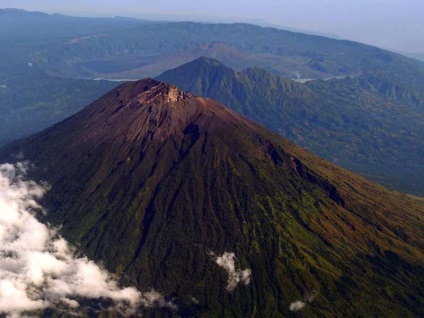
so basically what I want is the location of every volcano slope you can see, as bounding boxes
[0,79,423,317]
[157,57,424,195]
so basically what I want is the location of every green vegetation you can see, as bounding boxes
[1,79,423,317]
[0,67,117,145]
[0,9,127,144]
[0,10,424,314]
[158,57,424,195]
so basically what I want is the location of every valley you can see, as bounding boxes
[1,9,423,195]
[0,7,423,317]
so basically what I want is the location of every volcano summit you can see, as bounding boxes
[0,79,423,317]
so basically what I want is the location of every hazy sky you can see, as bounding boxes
[1,0,423,53]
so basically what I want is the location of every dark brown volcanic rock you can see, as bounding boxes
[1,79,424,317]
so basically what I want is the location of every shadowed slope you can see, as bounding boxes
[1,79,424,317]
[157,57,424,195]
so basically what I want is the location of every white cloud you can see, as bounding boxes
[289,300,306,311]
[141,290,177,310]
[289,290,316,311]
[213,252,251,292]
[0,162,176,316]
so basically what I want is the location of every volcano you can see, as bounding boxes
[1,79,423,317]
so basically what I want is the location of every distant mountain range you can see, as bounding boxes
[0,8,405,80]
[0,8,423,196]
[1,79,423,317]
[395,51,424,63]
[28,20,398,80]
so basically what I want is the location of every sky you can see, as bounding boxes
[1,0,423,53]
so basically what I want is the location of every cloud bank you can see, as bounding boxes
[0,162,175,316]
[213,252,251,292]
[289,300,306,311]
[289,290,316,312]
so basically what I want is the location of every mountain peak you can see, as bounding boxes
[20,78,249,148]
[138,80,194,105]
[1,78,424,317]
[192,56,225,66]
